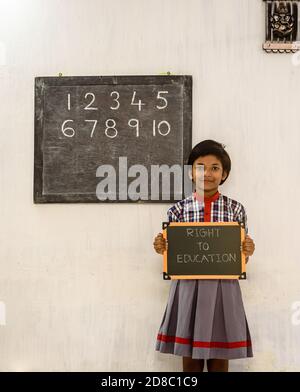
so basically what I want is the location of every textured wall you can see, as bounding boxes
[0,0,299,371]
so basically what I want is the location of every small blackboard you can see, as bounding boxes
[162,222,246,280]
[34,75,192,203]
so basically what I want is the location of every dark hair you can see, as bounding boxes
[187,140,231,185]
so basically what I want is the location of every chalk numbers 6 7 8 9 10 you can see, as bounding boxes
[61,90,171,139]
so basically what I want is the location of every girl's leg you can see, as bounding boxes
[207,359,229,372]
[182,357,204,372]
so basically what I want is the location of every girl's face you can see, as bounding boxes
[191,154,227,192]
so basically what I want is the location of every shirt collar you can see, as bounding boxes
[193,190,220,203]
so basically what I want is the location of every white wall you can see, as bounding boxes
[0,0,300,371]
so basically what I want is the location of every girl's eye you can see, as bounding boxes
[212,167,219,171]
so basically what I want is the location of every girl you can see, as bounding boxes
[153,140,255,372]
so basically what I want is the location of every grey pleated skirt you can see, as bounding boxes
[155,279,253,360]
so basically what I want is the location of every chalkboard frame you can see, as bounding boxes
[162,222,246,280]
[34,75,192,203]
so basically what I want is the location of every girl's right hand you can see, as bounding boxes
[153,233,167,254]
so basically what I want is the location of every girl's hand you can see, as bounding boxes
[153,233,167,255]
[242,235,255,262]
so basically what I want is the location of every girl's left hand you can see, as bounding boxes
[242,235,255,259]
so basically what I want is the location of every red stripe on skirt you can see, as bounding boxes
[157,334,251,348]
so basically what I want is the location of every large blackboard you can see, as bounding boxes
[34,75,192,203]
[162,222,246,280]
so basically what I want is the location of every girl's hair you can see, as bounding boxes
[187,140,231,185]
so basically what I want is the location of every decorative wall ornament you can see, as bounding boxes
[263,0,300,52]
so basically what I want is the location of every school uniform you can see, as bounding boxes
[155,190,253,360]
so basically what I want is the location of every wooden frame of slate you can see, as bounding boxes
[34,75,192,203]
[162,222,246,280]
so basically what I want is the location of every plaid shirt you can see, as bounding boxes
[167,191,248,234]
